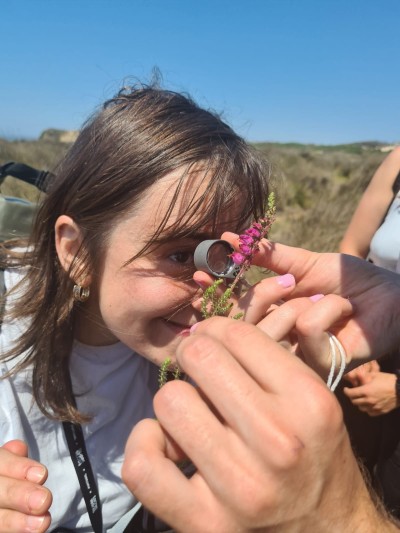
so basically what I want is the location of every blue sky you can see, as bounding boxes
[2,0,399,144]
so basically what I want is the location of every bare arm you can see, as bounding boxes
[339,147,400,258]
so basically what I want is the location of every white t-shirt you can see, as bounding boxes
[0,277,159,531]
[369,192,400,272]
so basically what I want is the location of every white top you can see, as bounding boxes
[369,192,400,272]
[0,269,158,531]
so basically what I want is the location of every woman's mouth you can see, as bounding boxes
[162,318,195,336]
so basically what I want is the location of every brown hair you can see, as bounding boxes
[1,83,270,422]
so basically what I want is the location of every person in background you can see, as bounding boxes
[339,146,400,267]
[340,145,400,401]
[339,146,400,517]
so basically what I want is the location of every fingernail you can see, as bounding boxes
[310,293,324,302]
[25,515,46,532]
[276,273,295,288]
[190,323,199,334]
[28,488,48,512]
[194,279,206,289]
[26,465,46,483]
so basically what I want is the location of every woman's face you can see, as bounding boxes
[75,168,231,367]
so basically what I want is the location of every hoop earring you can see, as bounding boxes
[73,284,90,302]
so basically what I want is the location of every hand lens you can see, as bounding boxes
[194,239,240,279]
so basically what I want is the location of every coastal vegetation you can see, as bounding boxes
[0,131,389,254]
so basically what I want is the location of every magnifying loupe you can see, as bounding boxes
[194,239,240,279]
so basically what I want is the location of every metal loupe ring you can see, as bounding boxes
[194,239,240,279]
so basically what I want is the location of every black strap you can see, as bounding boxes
[61,420,194,532]
[0,161,52,192]
[62,421,103,533]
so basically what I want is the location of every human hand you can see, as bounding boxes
[123,318,384,532]
[0,440,52,532]
[343,371,399,416]
[193,268,353,383]
[222,233,400,370]
[344,360,380,387]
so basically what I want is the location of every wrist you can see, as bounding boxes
[298,437,399,532]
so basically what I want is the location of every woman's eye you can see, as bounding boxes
[169,251,194,265]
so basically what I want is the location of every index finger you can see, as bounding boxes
[221,232,368,300]
[187,317,324,395]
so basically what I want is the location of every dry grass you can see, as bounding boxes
[257,144,385,252]
[0,133,387,254]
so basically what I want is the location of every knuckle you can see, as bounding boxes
[273,435,305,472]
[121,447,153,494]
[237,485,281,527]
[229,474,275,526]
[301,379,343,431]
[276,299,310,325]
[295,313,320,336]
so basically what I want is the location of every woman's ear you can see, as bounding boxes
[55,215,91,285]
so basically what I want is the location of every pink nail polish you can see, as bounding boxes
[276,273,295,288]
[310,293,324,302]
[190,323,199,334]
[193,279,207,289]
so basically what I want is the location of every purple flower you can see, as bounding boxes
[239,244,252,255]
[239,235,254,246]
[231,252,246,265]
[245,228,261,238]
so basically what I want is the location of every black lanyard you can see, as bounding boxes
[62,421,103,533]
[61,421,173,533]
[61,418,189,533]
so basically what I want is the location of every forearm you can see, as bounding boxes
[339,237,368,258]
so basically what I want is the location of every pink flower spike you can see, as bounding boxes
[252,222,262,230]
[239,235,253,245]
[231,252,246,265]
[245,228,261,238]
[239,244,252,255]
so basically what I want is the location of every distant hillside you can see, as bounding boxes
[38,128,79,144]
[255,142,387,253]
[0,131,391,254]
